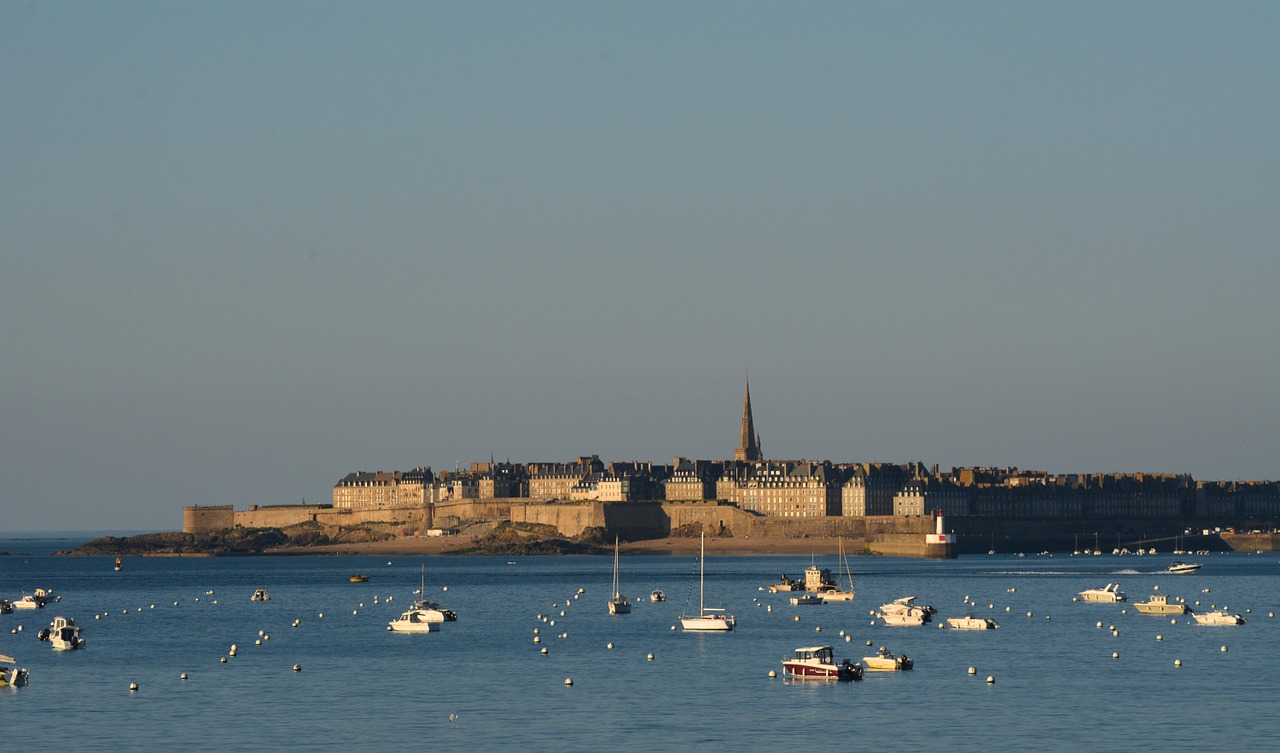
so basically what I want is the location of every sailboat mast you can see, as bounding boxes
[699,531,706,615]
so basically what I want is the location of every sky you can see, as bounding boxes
[2,1,1277,532]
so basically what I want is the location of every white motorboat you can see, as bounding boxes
[251,589,270,602]
[945,615,1000,630]
[789,593,824,606]
[40,616,85,650]
[1078,583,1127,603]
[12,595,41,610]
[1134,594,1187,615]
[878,596,935,626]
[862,646,913,671]
[650,590,665,603]
[1166,561,1202,574]
[0,654,28,688]
[608,536,630,615]
[679,532,735,632]
[388,609,440,633]
[781,646,862,681]
[818,539,856,602]
[1190,609,1246,625]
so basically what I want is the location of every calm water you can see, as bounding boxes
[2,541,1278,752]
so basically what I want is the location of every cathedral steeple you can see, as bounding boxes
[734,377,761,462]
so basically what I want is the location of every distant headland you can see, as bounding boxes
[73,378,1280,557]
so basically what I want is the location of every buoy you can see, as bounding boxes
[1156,635,1163,641]
[793,616,800,622]
[534,628,540,634]
[1027,611,1033,617]
[533,637,540,644]
[1154,585,1160,590]
[263,635,269,641]
[647,653,655,661]
[768,670,777,678]
[968,666,976,675]
[130,682,139,691]
[95,615,101,620]
[1174,659,1182,666]
[986,676,995,684]
[255,639,262,646]
[845,635,852,642]
[564,678,573,686]
[180,673,188,680]
[540,647,548,654]
[293,664,301,672]
[838,630,845,636]
[1097,621,1103,628]
[220,657,227,663]
[318,613,324,619]
[1170,618,1177,625]
[815,626,822,632]
[386,625,392,631]
[866,640,873,646]
[442,586,448,591]
[671,625,676,630]
[1220,645,1228,652]
[1112,652,1119,659]
[607,643,614,649]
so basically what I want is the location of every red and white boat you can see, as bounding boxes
[781,646,862,681]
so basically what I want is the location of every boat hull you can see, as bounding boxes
[782,661,861,681]
[945,617,998,630]
[862,655,913,671]
[680,615,735,631]
[608,599,631,615]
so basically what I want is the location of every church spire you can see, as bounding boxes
[735,377,761,462]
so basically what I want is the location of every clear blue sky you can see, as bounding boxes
[3,2,1276,531]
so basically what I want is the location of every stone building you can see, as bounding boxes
[527,456,605,500]
[893,476,970,516]
[841,463,912,516]
[739,461,841,517]
[332,467,434,510]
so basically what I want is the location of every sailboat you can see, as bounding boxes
[679,532,735,631]
[818,539,855,602]
[608,536,630,614]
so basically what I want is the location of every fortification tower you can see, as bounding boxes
[734,377,762,462]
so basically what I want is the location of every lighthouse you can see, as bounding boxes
[925,510,957,549]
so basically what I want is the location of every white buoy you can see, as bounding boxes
[533,637,540,644]
[1154,585,1160,590]
[1097,621,1103,628]
[442,586,448,591]
[318,613,324,619]
[1171,618,1177,625]
[968,666,976,675]
[564,678,573,686]
[845,635,852,642]
[95,615,101,620]
[1221,645,1228,652]
[1174,659,1182,666]
[815,626,822,632]
[986,676,995,684]
[130,682,139,691]
[180,673,188,680]
[793,616,800,622]
[293,664,301,672]
[220,657,227,663]
[1112,652,1119,659]
[647,653,655,661]
[255,639,262,646]
[768,670,777,678]
[540,647,548,654]
[1156,635,1163,641]
[607,643,614,649]
[1027,611,1033,617]
[866,640,873,646]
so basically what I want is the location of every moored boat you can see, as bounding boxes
[679,532,735,632]
[790,593,824,606]
[649,590,665,603]
[388,609,440,633]
[1078,583,1127,603]
[818,538,856,602]
[781,646,862,681]
[944,615,999,630]
[0,654,28,688]
[862,646,913,671]
[1134,594,1187,615]
[12,595,42,610]
[878,596,935,626]
[1190,609,1246,625]
[410,563,457,621]
[40,616,85,651]
[251,589,270,602]
[349,574,369,583]
[608,537,630,615]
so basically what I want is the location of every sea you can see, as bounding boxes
[2,533,1278,752]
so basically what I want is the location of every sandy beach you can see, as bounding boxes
[267,535,858,557]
